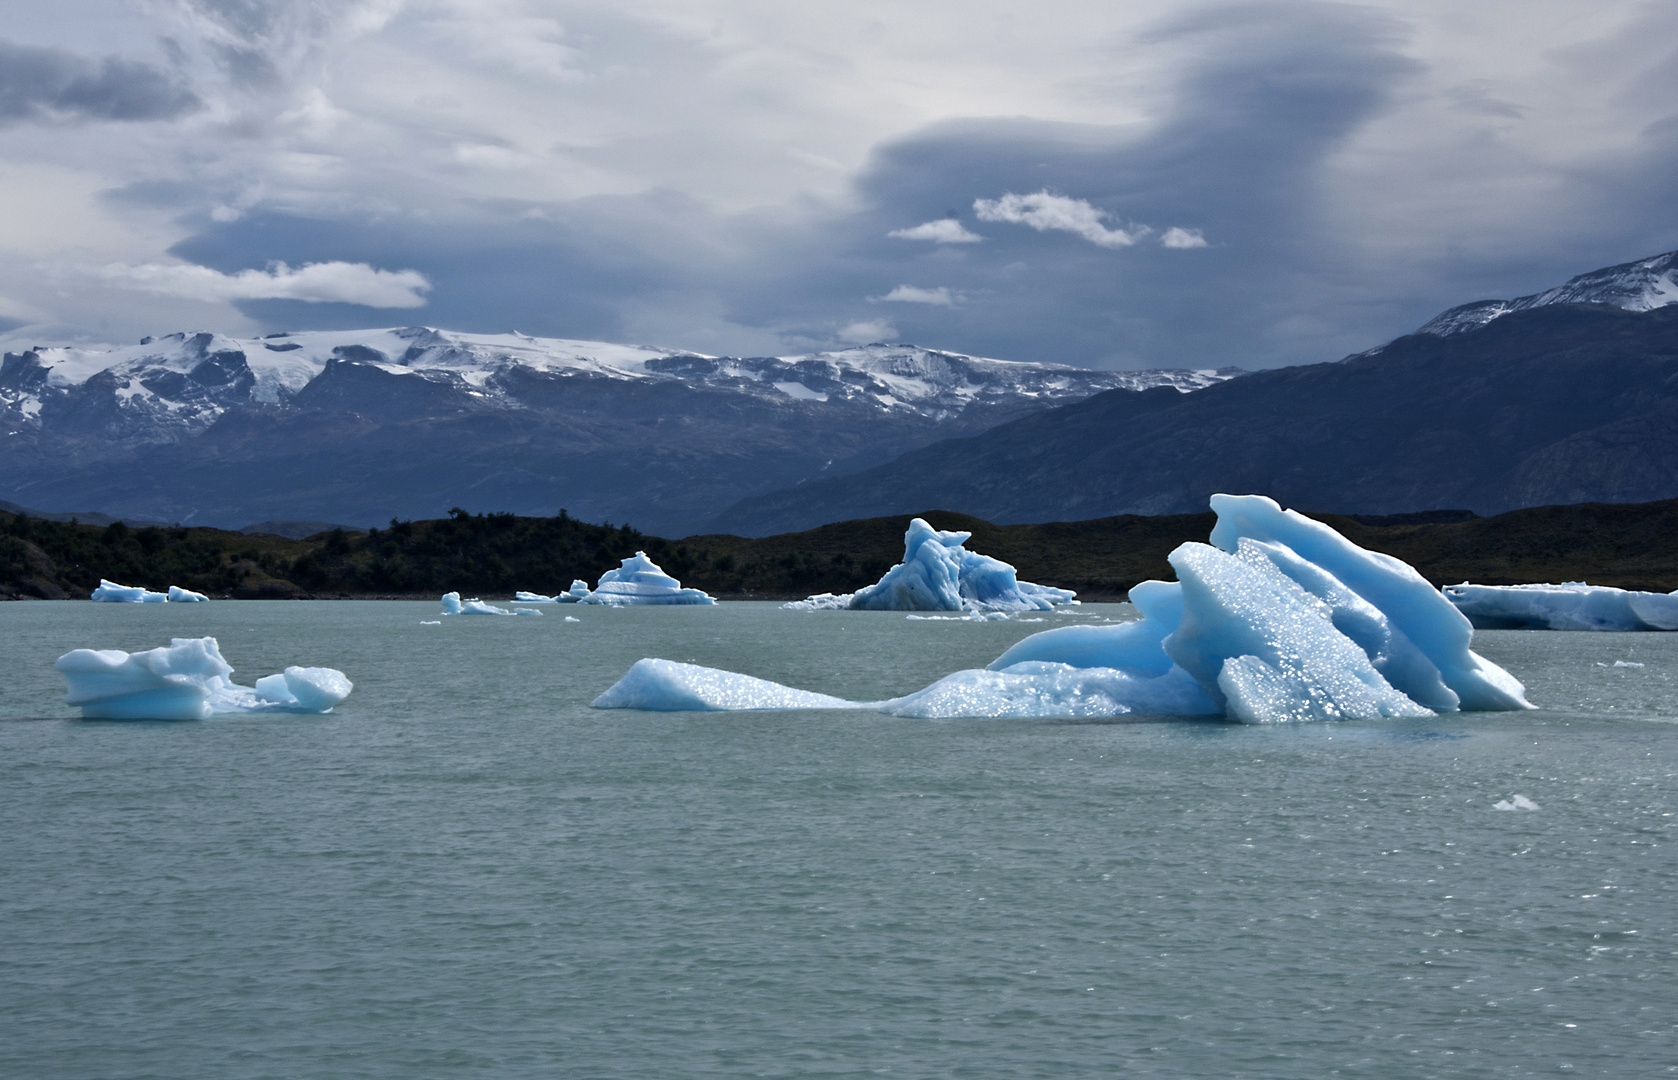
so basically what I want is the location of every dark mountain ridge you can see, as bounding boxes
[710,303,1678,535]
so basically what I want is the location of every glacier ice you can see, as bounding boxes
[784,517,1076,613]
[90,579,169,603]
[441,592,542,616]
[90,579,209,602]
[515,580,590,604]
[1443,582,1678,631]
[581,552,715,605]
[595,494,1534,722]
[55,637,352,720]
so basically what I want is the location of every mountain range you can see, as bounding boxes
[6,248,1676,538]
[0,331,1237,536]
[714,251,1678,535]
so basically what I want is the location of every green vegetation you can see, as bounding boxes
[6,499,1678,601]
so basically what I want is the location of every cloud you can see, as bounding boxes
[1160,227,1208,249]
[888,219,982,243]
[839,319,897,343]
[876,285,959,306]
[0,40,201,125]
[973,191,1147,248]
[95,261,432,307]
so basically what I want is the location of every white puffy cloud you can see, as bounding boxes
[94,261,432,307]
[838,319,897,343]
[1160,226,1208,249]
[875,285,959,305]
[973,191,1148,248]
[888,219,982,243]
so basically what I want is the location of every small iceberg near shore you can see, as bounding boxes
[55,637,353,720]
[580,552,715,606]
[515,581,589,604]
[785,518,1076,613]
[90,579,168,602]
[596,495,1534,723]
[1443,582,1678,631]
[89,579,211,602]
[441,592,542,616]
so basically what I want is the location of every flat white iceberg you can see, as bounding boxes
[581,552,715,605]
[784,518,1076,613]
[441,592,542,616]
[1443,582,1678,631]
[596,495,1535,722]
[55,636,352,720]
[516,580,591,604]
[90,579,210,602]
[90,579,168,602]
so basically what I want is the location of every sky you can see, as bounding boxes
[0,0,1675,370]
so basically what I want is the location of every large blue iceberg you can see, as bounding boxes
[580,552,715,605]
[55,637,353,720]
[1443,582,1678,631]
[595,495,1534,722]
[786,517,1076,613]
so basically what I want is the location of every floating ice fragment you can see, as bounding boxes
[514,591,556,603]
[167,585,209,602]
[564,615,580,622]
[441,592,542,616]
[597,495,1534,722]
[90,579,168,602]
[1444,582,1678,631]
[581,552,714,605]
[784,518,1075,613]
[1597,659,1645,668]
[55,637,352,719]
[1493,794,1540,811]
[420,620,441,625]
[591,659,857,710]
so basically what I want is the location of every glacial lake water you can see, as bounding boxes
[2,600,1675,1079]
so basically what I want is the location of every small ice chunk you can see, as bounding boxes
[1493,794,1540,811]
[166,585,209,602]
[582,552,715,605]
[514,591,557,603]
[564,615,580,622]
[440,592,542,616]
[56,637,352,719]
[420,620,441,625]
[592,658,856,710]
[1444,582,1678,631]
[90,579,168,603]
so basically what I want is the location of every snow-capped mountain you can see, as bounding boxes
[1416,250,1678,336]
[0,327,1242,535]
[0,327,1240,448]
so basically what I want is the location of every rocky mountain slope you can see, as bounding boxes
[0,328,1239,536]
[712,300,1678,535]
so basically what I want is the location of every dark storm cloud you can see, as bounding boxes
[721,0,1427,369]
[0,40,202,125]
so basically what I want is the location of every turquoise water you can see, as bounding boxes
[2,601,1675,1078]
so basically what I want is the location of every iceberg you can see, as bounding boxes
[784,518,1076,613]
[1443,582,1678,631]
[90,579,168,603]
[55,636,352,720]
[596,495,1534,722]
[167,585,209,602]
[580,552,715,605]
[515,580,590,604]
[441,592,542,616]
